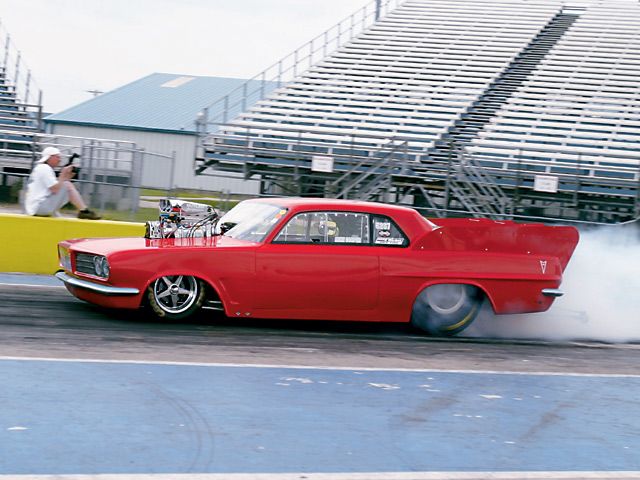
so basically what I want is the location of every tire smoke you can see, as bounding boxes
[463,223,640,343]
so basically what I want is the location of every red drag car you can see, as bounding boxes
[56,198,579,336]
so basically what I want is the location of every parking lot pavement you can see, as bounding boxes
[1,358,639,476]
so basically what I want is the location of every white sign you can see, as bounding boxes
[311,155,334,173]
[534,175,559,193]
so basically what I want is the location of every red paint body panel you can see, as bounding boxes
[57,198,579,322]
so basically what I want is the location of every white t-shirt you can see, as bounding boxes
[25,163,57,215]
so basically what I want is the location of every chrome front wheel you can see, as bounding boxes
[147,275,205,320]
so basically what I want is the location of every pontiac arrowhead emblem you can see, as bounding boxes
[540,260,547,274]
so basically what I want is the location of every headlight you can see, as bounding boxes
[58,247,71,271]
[92,255,110,279]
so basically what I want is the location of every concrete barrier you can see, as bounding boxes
[0,213,144,274]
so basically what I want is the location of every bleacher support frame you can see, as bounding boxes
[195,0,640,225]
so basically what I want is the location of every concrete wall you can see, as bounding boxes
[0,213,144,274]
[47,124,260,195]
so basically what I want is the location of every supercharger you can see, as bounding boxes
[145,199,219,239]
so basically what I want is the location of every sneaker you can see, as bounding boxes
[78,209,101,220]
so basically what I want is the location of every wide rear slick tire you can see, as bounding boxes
[411,284,482,337]
[147,275,206,320]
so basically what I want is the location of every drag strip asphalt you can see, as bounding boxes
[1,279,640,373]
[1,277,640,478]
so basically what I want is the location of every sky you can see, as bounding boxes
[0,0,368,113]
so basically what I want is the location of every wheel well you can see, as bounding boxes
[412,281,494,312]
[200,278,223,302]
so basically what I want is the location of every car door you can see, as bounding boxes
[253,211,380,316]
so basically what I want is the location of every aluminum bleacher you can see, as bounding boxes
[197,0,640,223]
[464,2,640,221]
[0,22,44,199]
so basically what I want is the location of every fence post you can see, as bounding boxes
[323,31,328,58]
[130,148,143,216]
[167,151,176,198]
[636,163,640,218]
[223,96,229,124]
[14,51,20,89]
[350,12,355,39]
[3,34,9,69]
[25,69,31,104]
[241,82,247,111]
[443,141,454,215]
[37,90,43,130]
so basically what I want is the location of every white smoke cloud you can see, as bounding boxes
[463,223,640,343]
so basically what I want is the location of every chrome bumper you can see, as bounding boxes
[55,271,140,296]
[542,288,564,298]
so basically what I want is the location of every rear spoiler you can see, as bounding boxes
[424,218,579,271]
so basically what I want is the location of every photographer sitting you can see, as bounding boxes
[24,147,101,220]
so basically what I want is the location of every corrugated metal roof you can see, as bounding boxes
[44,73,273,134]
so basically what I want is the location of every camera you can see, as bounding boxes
[65,153,81,177]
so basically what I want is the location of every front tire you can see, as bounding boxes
[411,284,482,336]
[147,275,205,320]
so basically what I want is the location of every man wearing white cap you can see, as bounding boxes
[24,147,100,219]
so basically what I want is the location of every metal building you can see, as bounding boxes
[44,73,265,194]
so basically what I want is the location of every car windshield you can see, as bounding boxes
[216,202,286,242]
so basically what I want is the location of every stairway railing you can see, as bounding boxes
[0,19,42,106]
[195,0,402,133]
[330,140,409,199]
[448,142,513,219]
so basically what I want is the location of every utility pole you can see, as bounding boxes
[375,0,382,20]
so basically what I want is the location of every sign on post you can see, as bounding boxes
[311,155,334,173]
[534,175,559,193]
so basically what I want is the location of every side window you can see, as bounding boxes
[274,211,370,244]
[330,212,369,244]
[371,215,408,247]
[274,212,310,243]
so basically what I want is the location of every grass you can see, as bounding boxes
[100,207,159,223]
[1,188,245,223]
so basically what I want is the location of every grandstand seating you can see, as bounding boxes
[0,64,41,170]
[0,48,43,202]
[465,2,640,220]
[198,0,640,223]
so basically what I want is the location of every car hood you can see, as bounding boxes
[60,235,257,255]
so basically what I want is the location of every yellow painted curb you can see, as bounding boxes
[0,213,144,274]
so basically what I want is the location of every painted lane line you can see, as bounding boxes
[1,355,640,378]
[1,471,640,480]
[0,282,64,288]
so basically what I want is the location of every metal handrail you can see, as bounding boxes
[332,140,409,198]
[197,0,402,131]
[0,19,42,106]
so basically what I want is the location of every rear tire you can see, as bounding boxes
[411,284,482,336]
[147,275,205,320]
